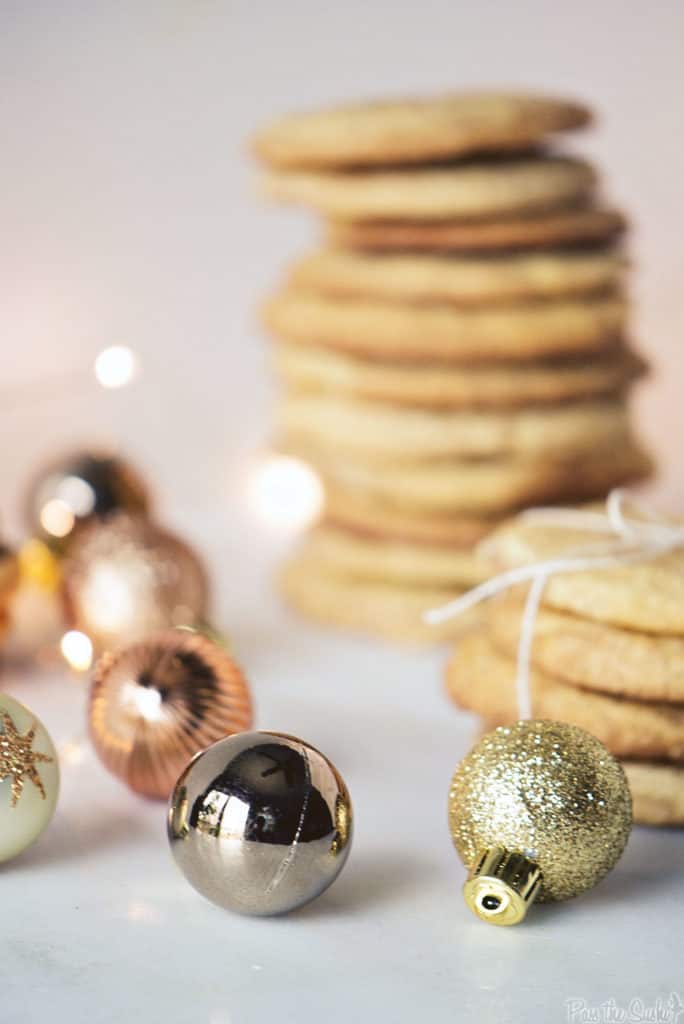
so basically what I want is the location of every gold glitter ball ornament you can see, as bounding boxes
[89,628,253,799]
[448,720,632,926]
[62,514,209,652]
[24,450,150,550]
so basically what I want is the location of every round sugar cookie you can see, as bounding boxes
[446,630,684,762]
[479,515,684,635]
[264,290,626,362]
[287,438,653,514]
[322,484,498,547]
[253,91,590,169]
[327,206,627,252]
[278,394,631,460]
[261,157,595,222]
[307,524,488,588]
[287,249,624,304]
[274,342,645,408]
[488,595,684,703]
[622,762,684,827]
[280,554,480,645]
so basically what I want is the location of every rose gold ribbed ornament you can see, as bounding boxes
[89,629,253,799]
[62,514,209,652]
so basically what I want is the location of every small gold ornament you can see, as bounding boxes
[448,720,632,926]
[0,695,59,862]
[62,514,209,652]
[24,450,150,550]
[3,540,65,663]
[168,731,353,915]
[89,628,252,799]
[0,544,19,648]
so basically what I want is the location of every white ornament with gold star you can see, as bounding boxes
[0,695,59,861]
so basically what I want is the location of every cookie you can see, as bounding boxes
[327,206,627,252]
[306,524,489,588]
[479,515,684,635]
[279,393,631,460]
[287,249,624,304]
[263,290,626,362]
[289,438,653,514]
[323,484,498,547]
[445,630,684,762]
[488,594,684,703]
[274,342,645,408]
[280,553,481,644]
[261,157,595,222]
[622,762,684,826]
[253,92,590,169]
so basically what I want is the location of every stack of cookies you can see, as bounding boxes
[253,92,652,643]
[446,514,684,827]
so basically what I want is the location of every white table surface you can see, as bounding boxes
[3,522,682,1024]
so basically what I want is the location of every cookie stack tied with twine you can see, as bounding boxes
[254,92,653,643]
[430,493,684,827]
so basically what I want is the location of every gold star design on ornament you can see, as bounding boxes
[0,711,53,807]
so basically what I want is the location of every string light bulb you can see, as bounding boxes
[248,454,323,531]
[39,498,75,539]
[94,346,138,389]
[60,630,94,673]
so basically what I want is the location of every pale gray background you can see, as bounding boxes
[2,4,683,1023]
[2,0,683,523]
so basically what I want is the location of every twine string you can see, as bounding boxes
[424,489,684,720]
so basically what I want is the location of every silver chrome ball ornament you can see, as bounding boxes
[167,731,353,915]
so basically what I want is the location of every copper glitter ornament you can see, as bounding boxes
[448,720,632,926]
[89,629,253,799]
[24,450,150,550]
[62,514,209,652]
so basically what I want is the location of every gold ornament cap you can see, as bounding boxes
[463,846,542,926]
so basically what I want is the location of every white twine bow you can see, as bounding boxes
[424,489,684,720]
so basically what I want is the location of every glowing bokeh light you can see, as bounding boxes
[120,681,163,722]
[56,475,96,516]
[248,455,323,531]
[79,562,141,635]
[94,345,138,389]
[60,630,94,672]
[59,739,87,765]
[40,498,76,538]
